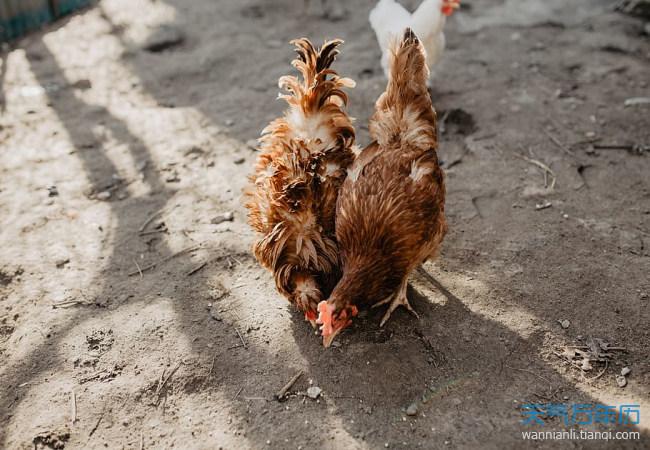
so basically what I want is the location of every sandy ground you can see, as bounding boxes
[1,0,649,448]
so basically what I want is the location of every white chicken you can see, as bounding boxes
[369,0,460,79]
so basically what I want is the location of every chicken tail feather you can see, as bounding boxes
[369,28,437,151]
[274,39,355,153]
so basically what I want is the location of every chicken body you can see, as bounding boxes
[245,39,356,324]
[369,0,459,79]
[318,29,447,346]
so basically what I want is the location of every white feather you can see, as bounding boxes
[369,0,449,79]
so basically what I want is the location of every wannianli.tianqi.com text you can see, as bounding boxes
[521,430,641,441]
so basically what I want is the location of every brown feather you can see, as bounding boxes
[329,28,447,314]
[244,38,356,317]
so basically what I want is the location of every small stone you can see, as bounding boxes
[183,146,205,159]
[234,157,246,164]
[266,440,271,445]
[96,191,111,201]
[621,367,631,377]
[72,79,92,90]
[143,25,185,52]
[558,319,570,329]
[211,211,234,225]
[616,375,627,388]
[165,172,180,183]
[562,214,569,219]
[307,386,322,399]
[406,403,418,416]
[209,308,222,322]
[640,293,648,300]
[246,139,258,150]
[47,186,59,197]
[585,131,596,138]
[55,258,70,268]
[225,119,234,126]
[645,23,650,36]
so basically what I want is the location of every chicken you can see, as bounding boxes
[245,38,356,326]
[317,29,447,347]
[369,0,460,79]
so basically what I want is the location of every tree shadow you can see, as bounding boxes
[0,34,195,445]
[0,49,7,113]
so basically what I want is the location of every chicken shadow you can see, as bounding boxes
[287,270,649,448]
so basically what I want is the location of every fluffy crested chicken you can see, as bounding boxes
[369,0,460,78]
[317,29,447,347]
[245,38,356,326]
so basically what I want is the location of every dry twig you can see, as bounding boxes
[139,228,167,236]
[234,326,247,349]
[543,129,575,156]
[88,402,107,437]
[70,390,77,425]
[139,210,163,233]
[133,259,143,279]
[275,370,303,400]
[155,361,182,403]
[505,364,553,387]
[186,261,207,276]
[128,244,201,276]
[203,352,218,387]
[515,149,557,189]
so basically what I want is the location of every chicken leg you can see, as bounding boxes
[373,278,419,327]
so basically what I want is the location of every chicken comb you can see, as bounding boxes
[441,0,460,16]
[317,301,334,336]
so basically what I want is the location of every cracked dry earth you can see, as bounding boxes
[0,0,649,449]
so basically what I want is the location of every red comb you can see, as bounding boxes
[305,309,317,322]
[317,301,334,336]
[442,0,460,16]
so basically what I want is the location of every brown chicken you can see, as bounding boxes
[245,38,356,325]
[317,29,447,346]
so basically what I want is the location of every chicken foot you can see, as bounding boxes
[373,279,419,327]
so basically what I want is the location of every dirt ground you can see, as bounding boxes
[1,0,649,448]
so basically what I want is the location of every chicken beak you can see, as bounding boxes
[322,327,342,348]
